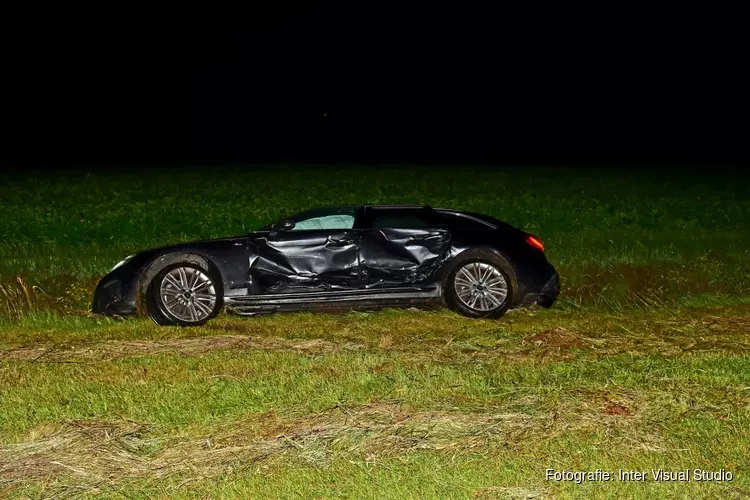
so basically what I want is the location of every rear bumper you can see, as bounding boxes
[520,272,560,308]
[536,272,560,308]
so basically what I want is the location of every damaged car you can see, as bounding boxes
[92,204,560,326]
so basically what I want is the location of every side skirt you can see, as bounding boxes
[224,287,443,315]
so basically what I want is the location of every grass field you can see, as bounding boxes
[1,165,750,498]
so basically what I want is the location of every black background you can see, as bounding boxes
[2,4,746,168]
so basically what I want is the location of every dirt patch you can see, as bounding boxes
[603,402,632,416]
[523,328,585,349]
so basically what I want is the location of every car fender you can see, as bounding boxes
[134,251,225,314]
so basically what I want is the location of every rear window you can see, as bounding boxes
[435,212,494,229]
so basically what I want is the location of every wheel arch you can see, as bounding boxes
[135,251,225,316]
[437,245,522,307]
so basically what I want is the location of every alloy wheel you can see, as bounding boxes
[453,262,508,311]
[159,267,217,322]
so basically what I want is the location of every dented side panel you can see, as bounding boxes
[249,230,360,293]
[359,228,451,287]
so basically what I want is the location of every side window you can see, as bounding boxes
[371,211,430,228]
[289,208,357,231]
[293,214,355,231]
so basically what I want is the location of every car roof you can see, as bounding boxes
[363,204,431,209]
[280,205,502,230]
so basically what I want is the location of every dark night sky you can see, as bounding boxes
[1,5,746,167]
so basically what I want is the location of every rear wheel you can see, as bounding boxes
[146,263,222,326]
[444,250,516,319]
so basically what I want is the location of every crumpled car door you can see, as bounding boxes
[249,230,360,293]
[358,228,451,287]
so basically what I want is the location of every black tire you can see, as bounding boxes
[143,260,223,327]
[442,248,517,319]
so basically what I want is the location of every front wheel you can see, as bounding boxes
[444,250,516,319]
[146,263,222,326]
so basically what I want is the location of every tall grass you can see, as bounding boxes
[0,277,61,321]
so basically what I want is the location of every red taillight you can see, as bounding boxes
[526,235,544,252]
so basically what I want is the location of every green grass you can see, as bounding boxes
[3,307,750,498]
[1,165,749,315]
[1,165,750,498]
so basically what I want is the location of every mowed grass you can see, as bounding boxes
[1,165,750,498]
[3,307,750,498]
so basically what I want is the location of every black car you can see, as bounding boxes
[93,205,560,326]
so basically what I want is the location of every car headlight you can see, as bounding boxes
[111,254,135,271]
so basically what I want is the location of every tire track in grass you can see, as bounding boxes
[0,335,362,363]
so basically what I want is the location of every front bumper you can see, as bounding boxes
[92,273,137,316]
